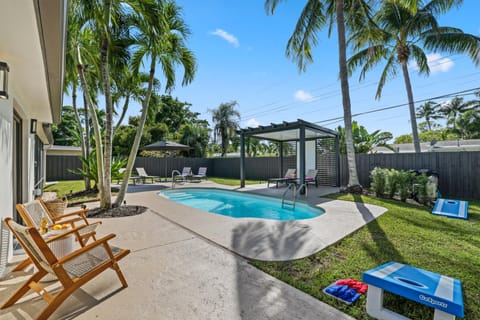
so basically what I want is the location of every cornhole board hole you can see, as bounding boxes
[363,261,464,320]
[432,198,468,220]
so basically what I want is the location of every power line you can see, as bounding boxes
[314,86,480,126]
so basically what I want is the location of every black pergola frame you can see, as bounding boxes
[237,119,340,188]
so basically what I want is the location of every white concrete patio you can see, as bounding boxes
[0,181,387,319]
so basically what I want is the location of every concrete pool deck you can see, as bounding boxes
[0,181,364,320]
[124,181,387,261]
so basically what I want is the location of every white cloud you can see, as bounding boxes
[410,53,454,74]
[294,90,314,102]
[247,118,260,128]
[210,29,239,47]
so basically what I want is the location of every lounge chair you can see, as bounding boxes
[172,167,192,184]
[304,169,318,187]
[136,167,160,183]
[267,168,296,188]
[192,167,208,181]
[13,199,101,271]
[1,217,130,320]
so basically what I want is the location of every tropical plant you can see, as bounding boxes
[337,121,394,153]
[370,167,387,197]
[178,123,210,158]
[416,101,441,131]
[439,96,477,132]
[52,106,81,146]
[348,0,480,153]
[264,0,371,192]
[70,152,126,190]
[115,0,196,206]
[397,170,414,202]
[211,101,241,157]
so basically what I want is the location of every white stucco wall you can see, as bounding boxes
[0,97,13,261]
[297,140,317,174]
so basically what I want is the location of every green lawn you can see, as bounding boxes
[44,180,98,204]
[208,177,264,186]
[250,194,480,320]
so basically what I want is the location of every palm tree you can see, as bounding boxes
[439,96,477,132]
[211,101,240,157]
[348,1,480,153]
[115,0,196,206]
[416,101,441,131]
[265,0,369,191]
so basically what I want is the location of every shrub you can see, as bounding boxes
[397,170,414,202]
[370,167,387,197]
[414,174,430,205]
[386,169,399,199]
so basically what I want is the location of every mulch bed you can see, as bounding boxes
[87,205,148,218]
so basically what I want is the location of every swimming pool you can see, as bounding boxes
[159,188,324,220]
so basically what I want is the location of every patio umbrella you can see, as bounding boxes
[141,141,192,180]
[141,140,192,151]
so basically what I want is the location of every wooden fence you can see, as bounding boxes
[47,151,480,198]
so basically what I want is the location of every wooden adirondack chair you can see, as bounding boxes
[1,218,130,320]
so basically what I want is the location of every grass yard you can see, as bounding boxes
[250,194,480,319]
[44,180,99,204]
[208,177,264,186]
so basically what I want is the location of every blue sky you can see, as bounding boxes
[127,1,480,139]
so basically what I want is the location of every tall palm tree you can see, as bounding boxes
[348,0,480,153]
[211,101,240,157]
[439,96,477,132]
[115,0,196,206]
[265,0,370,191]
[416,101,441,131]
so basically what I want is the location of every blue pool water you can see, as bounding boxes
[159,188,324,220]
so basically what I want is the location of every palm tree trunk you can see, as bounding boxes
[83,92,91,191]
[71,83,89,190]
[100,0,112,208]
[336,0,360,189]
[115,56,157,206]
[77,46,105,203]
[401,61,421,153]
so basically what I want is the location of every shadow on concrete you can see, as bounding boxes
[0,271,125,319]
[231,220,312,261]
[124,184,169,194]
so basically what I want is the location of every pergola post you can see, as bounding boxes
[279,142,283,177]
[299,125,306,194]
[240,133,245,188]
[335,135,340,187]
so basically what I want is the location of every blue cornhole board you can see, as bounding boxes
[432,198,468,220]
[363,261,464,318]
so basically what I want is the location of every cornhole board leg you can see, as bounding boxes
[366,285,455,320]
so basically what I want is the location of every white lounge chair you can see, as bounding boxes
[136,167,160,183]
[192,167,208,181]
[267,168,296,188]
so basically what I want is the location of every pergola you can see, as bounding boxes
[237,119,340,188]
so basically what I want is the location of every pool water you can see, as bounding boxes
[159,188,324,220]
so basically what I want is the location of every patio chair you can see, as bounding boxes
[13,200,101,272]
[267,168,296,188]
[171,167,193,185]
[192,167,208,181]
[135,167,160,183]
[1,217,129,320]
[304,169,318,188]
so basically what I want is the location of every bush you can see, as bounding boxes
[370,167,387,197]
[397,170,414,202]
[414,174,430,205]
[386,169,399,199]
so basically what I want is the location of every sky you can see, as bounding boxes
[123,1,480,140]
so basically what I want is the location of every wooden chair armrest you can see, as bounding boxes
[44,224,89,243]
[53,208,89,220]
[51,216,83,225]
[57,234,117,264]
